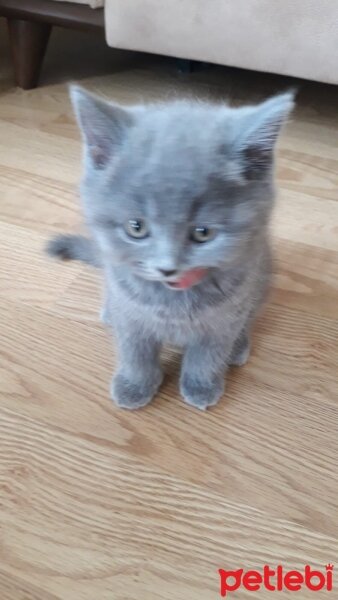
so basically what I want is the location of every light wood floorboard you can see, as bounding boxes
[0,23,337,600]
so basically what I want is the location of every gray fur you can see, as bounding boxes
[48,86,294,410]
[46,234,100,266]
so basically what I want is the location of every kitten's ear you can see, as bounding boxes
[70,85,134,169]
[236,91,295,179]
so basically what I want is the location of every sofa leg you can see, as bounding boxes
[7,18,52,89]
[176,59,207,74]
[176,59,194,74]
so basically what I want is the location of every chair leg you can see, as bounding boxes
[7,18,52,89]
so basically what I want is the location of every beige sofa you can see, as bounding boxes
[105,0,338,85]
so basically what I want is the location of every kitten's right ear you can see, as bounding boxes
[237,91,295,179]
[70,85,134,169]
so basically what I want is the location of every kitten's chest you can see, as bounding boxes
[107,274,247,345]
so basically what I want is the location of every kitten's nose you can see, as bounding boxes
[159,269,177,277]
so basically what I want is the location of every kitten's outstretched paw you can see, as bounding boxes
[180,374,224,410]
[111,371,163,410]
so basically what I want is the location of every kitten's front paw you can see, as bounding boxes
[180,373,224,410]
[111,370,163,410]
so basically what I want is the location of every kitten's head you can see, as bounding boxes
[71,87,294,289]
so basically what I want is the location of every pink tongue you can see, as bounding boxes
[171,268,207,289]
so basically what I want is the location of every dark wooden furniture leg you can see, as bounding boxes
[0,0,104,89]
[7,18,52,89]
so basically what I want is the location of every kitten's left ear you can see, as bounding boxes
[236,91,295,179]
[70,85,134,169]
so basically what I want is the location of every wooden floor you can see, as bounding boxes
[0,24,337,600]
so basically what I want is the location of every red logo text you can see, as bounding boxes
[218,564,334,596]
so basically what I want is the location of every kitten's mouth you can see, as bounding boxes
[164,268,207,290]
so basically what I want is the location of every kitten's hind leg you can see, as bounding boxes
[229,330,251,367]
[100,285,112,325]
[100,303,111,325]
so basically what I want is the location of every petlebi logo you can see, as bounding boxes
[218,564,334,596]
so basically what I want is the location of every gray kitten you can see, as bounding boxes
[47,87,294,410]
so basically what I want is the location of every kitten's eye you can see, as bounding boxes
[125,219,149,239]
[191,226,214,243]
